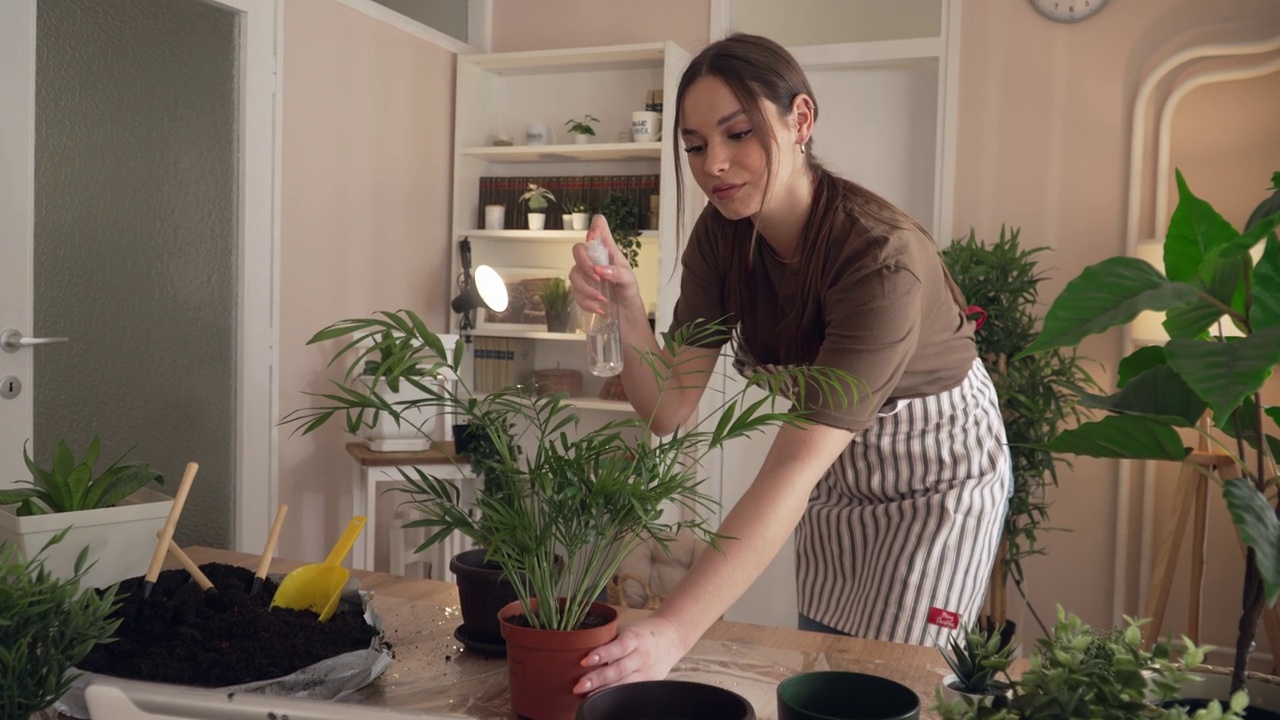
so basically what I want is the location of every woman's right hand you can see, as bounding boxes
[570,214,642,316]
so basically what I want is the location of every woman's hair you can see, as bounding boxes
[673,33,962,362]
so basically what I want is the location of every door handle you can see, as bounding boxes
[1,329,70,353]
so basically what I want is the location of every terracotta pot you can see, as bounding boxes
[499,598,619,720]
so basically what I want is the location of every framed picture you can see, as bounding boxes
[475,267,568,331]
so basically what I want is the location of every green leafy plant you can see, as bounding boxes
[597,191,641,268]
[941,620,1016,696]
[520,182,557,213]
[564,114,600,137]
[941,227,1094,636]
[1019,170,1280,694]
[539,277,574,317]
[0,436,164,516]
[1,528,123,720]
[282,310,858,631]
[361,330,428,393]
[570,201,590,214]
[937,608,1247,720]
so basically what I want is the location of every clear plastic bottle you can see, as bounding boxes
[585,238,623,377]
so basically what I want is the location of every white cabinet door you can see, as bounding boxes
[0,0,276,553]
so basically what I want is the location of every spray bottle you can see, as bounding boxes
[584,238,623,377]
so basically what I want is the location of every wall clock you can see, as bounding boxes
[1029,0,1110,23]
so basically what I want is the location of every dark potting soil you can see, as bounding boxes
[77,563,378,687]
[505,611,613,631]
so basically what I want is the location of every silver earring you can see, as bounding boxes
[800,145,806,155]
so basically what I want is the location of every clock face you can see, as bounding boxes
[1029,0,1110,23]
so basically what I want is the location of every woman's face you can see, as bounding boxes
[678,75,801,221]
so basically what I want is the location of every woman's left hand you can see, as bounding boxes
[573,615,687,694]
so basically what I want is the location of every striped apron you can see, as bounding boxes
[795,357,1011,647]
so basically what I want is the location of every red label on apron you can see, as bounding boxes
[928,606,961,629]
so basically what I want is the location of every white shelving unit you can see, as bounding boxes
[450,41,695,405]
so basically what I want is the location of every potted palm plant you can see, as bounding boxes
[1019,170,1280,700]
[282,310,856,720]
[941,227,1093,645]
[0,436,170,590]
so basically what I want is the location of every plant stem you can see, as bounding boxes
[1233,548,1265,695]
[1012,573,1052,639]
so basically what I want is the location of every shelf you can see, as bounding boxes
[567,397,634,413]
[463,230,658,243]
[462,43,666,76]
[468,328,585,341]
[461,143,662,163]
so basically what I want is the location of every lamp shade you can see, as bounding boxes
[1130,238,1263,345]
[451,264,509,314]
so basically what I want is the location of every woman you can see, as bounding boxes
[567,33,1010,694]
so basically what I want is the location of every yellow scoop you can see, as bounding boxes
[270,516,366,622]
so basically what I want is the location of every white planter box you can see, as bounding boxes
[0,487,174,590]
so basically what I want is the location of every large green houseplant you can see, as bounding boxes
[283,310,855,717]
[941,228,1093,639]
[1019,170,1280,695]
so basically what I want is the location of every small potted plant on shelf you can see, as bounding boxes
[539,277,574,333]
[936,607,1248,720]
[597,191,641,268]
[2,528,123,720]
[570,201,591,231]
[938,620,1014,708]
[1018,169,1280,701]
[0,436,170,590]
[564,114,600,144]
[520,182,557,231]
[281,310,857,720]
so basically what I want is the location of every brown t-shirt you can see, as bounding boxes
[669,201,977,431]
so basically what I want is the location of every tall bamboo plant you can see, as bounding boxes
[1019,170,1280,694]
[283,311,858,631]
[941,228,1093,636]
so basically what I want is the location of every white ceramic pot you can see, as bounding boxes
[527,213,546,231]
[573,133,590,144]
[571,212,589,230]
[359,375,443,452]
[940,674,1007,709]
[0,487,175,590]
[561,213,573,230]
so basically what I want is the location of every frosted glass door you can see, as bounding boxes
[32,0,238,548]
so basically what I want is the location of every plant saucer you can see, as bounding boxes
[454,624,507,658]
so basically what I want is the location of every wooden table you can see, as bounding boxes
[181,546,949,720]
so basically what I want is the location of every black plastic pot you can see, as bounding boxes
[450,548,518,656]
[577,680,755,720]
[777,671,919,720]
